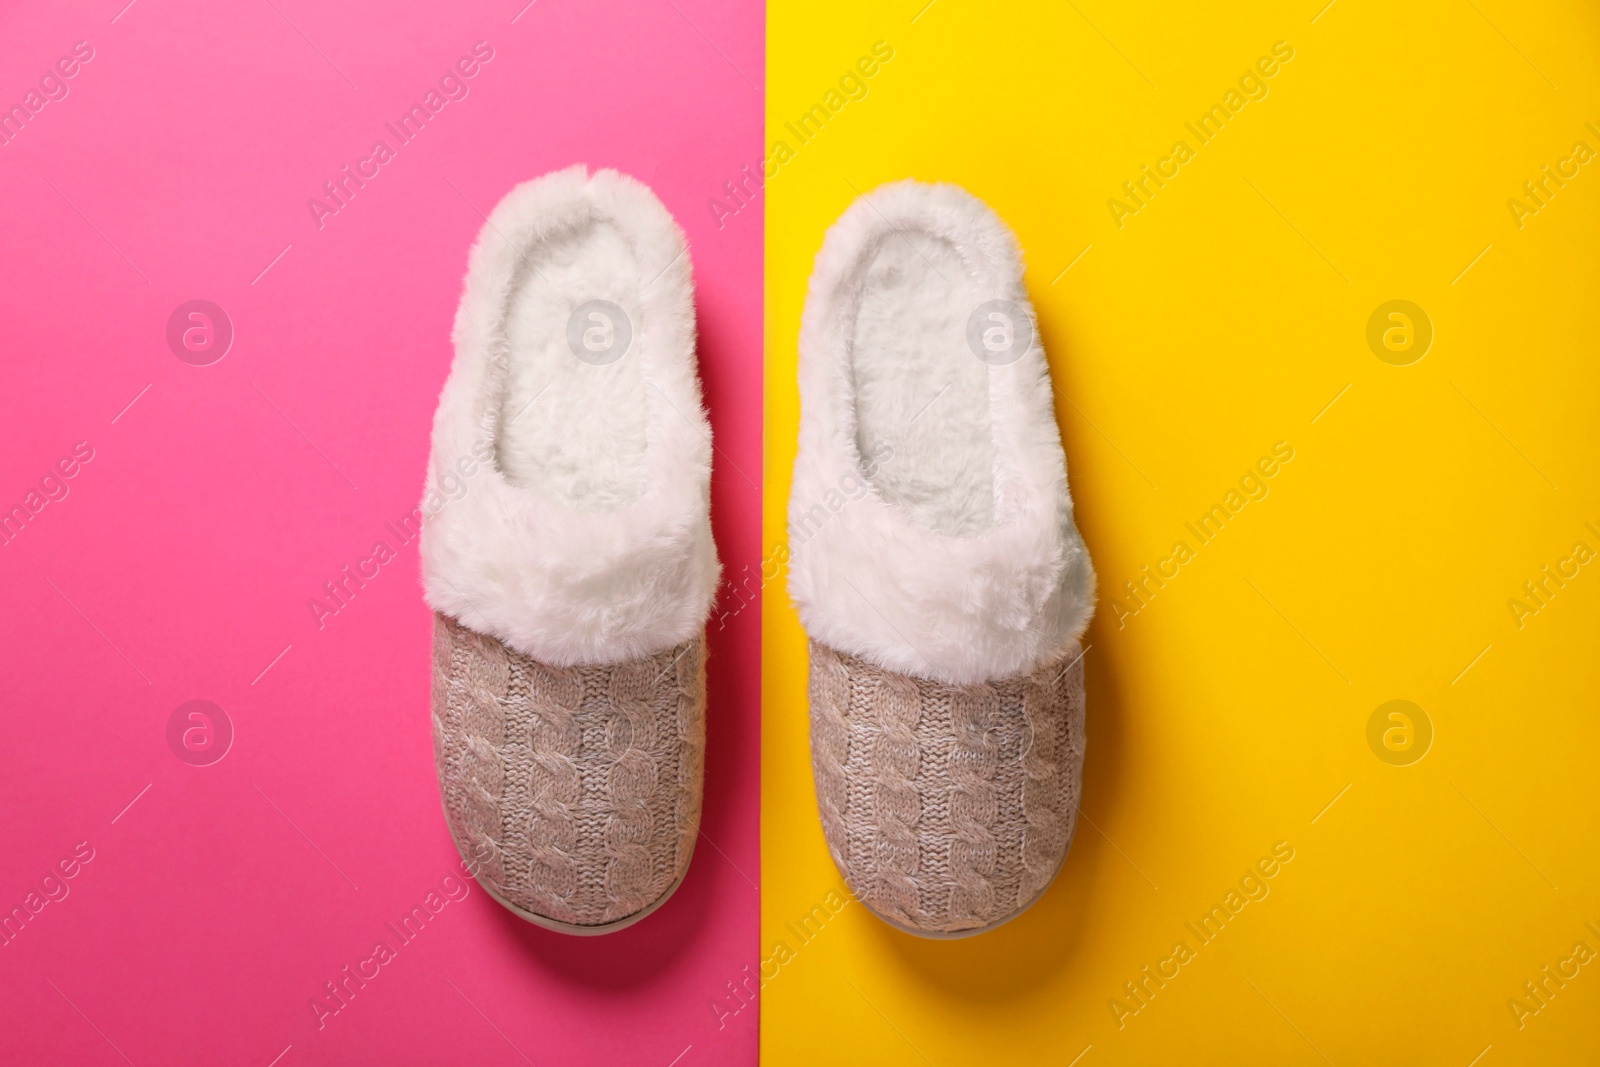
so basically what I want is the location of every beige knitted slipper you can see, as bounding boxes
[809,639,1085,937]
[421,167,720,933]
[789,180,1096,937]
[432,613,705,933]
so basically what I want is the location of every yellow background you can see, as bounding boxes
[762,1,1600,1063]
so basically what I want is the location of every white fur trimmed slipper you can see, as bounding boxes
[422,166,719,934]
[789,179,1095,937]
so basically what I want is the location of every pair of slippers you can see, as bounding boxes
[422,166,1095,938]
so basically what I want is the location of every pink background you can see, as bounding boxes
[0,1,762,1064]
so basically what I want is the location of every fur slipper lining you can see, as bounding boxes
[788,180,1094,685]
[422,166,720,666]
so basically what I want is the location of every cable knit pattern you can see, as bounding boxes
[672,644,707,873]
[1021,653,1084,904]
[807,638,1085,935]
[947,685,1000,925]
[434,612,705,930]
[867,668,923,924]
[603,660,661,917]
[433,615,511,890]
[520,655,583,913]
[808,645,852,879]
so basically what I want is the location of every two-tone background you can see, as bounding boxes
[4,1,1598,1064]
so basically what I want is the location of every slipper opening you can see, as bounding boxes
[848,228,995,538]
[494,215,647,511]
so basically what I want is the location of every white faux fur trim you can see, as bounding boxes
[421,166,719,666]
[788,179,1095,685]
